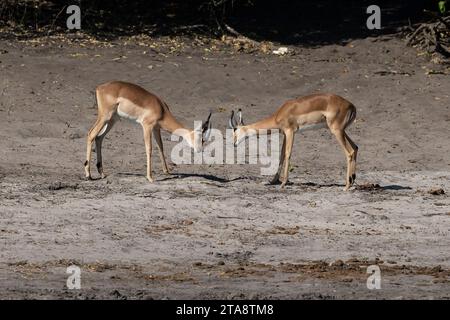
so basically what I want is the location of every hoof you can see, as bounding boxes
[85,176,92,181]
[343,185,351,191]
[269,175,281,185]
[345,174,356,191]
[147,176,154,183]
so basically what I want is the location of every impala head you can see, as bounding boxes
[228,109,246,146]
[190,112,212,152]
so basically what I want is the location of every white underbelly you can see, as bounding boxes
[297,122,327,132]
[117,108,141,124]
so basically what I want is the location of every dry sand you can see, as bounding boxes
[0,34,449,299]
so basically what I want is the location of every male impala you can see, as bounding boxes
[229,93,358,190]
[84,81,211,182]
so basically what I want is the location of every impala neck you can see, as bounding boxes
[159,108,197,148]
[160,110,190,133]
[241,116,278,135]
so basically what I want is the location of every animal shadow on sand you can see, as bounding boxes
[111,173,412,191]
[285,181,412,191]
[116,172,245,184]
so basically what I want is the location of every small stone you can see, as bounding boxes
[428,188,445,195]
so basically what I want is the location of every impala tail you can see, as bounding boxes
[345,104,357,129]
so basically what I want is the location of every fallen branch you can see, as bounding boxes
[374,70,412,76]
[424,9,450,30]
[224,23,259,46]
[406,12,450,61]
[172,24,207,32]
[47,5,67,36]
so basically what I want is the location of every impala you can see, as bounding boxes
[229,93,358,190]
[84,81,212,182]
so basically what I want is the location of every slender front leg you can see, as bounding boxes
[344,132,358,184]
[270,132,286,184]
[280,129,294,188]
[153,126,170,174]
[143,124,154,182]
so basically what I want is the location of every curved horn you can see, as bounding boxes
[203,120,212,141]
[237,108,244,125]
[202,112,212,131]
[228,110,237,129]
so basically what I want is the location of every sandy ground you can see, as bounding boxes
[0,34,449,299]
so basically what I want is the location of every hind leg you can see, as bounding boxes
[153,125,169,174]
[280,129,294,188]
[85,91,118,180]
[331,128,355,190]
[95,117,116,179]
[85,117,109,180]
[344,132,358,184]
[269,133,286,185]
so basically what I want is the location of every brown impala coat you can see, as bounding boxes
[84,81,211,183]
[230,93,358,189]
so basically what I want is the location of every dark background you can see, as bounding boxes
[0,0,439,44]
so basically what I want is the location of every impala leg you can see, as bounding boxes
[331,129,354,190]
[95,117,116,179]
[143,123,155,183]
[280,129,294,188]
[94,135,104,178]
[344,132,358,184]
[85,117,108,180]
[270,133,286,185]
[153,125,170,174]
